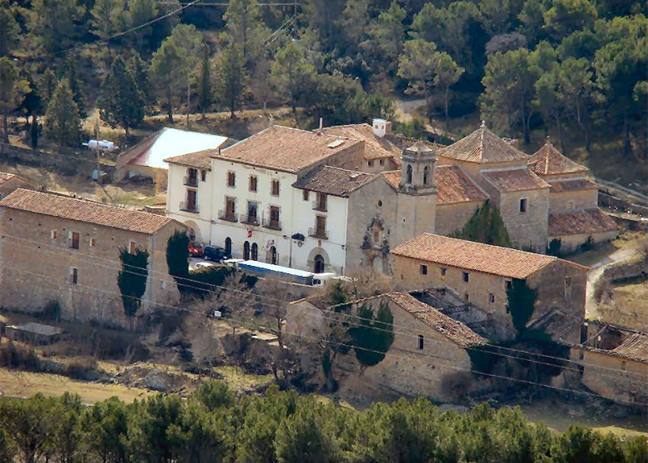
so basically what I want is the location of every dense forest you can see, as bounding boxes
[0,0,646,159]
[1,383,648,462]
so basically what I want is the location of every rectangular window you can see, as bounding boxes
[226,197,236,217]
[186,168,198,186]
[269,206,280,229]
[89,238,96,247]
[129,241,137,254]
[69,267,78,285]
[69,231,80,249]
[249,175,258,192]
[368,160,374,167]
[418,335,424,350]
[419,264,428,275]
[50,230,57,240]
[227,171,236,187]
[316,193,327,211]
[440,267,447,277]
[379,159,385,166]
[519,198,527,213]
[271,179,280,196]
[564,277,573,299]
[247,202,258,222]
[463,272,469,282]
[186,189,197,211]
[201,170,207,182]
[489,293,495,304]
[303,190,309,201]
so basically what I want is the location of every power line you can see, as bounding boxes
[4,265,648,409]
[2,230,644,381]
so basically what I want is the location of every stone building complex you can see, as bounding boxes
[165,120,616,275]
[0,189,185,327]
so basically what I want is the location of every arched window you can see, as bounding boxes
[423,166,430,185]
[269,246,277,265]
[224,237,232,257]
[314,254,325,274]
[243,241,250,260]
[406,164,413,184]
[251,243,258,260]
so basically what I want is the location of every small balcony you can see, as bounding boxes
[308,227,328,240]
[262,216,282,231]
[218,209,237,222]
[184,176,198,187]
[312,200,327,212]
[240,213,260,226]
[179,201,199,213]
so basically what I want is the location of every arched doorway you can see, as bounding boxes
[268,246,277,265]
[251,243,258,260]
[243,241,250,260]
[224,237,232,257]
[313,254,325,273]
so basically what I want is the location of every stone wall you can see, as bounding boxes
[497,189,549,252]
[435,201,483,236]
[552,230,620,254]
[577,348,648,404]
[0,208,182,328]
[549,189,598,213]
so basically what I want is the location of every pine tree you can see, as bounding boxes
[222,0,269,70]
[0,57,29,144]
[197,44,211,119]
[117,247,149,330]
[0,7,20,56]
[214,45,245,119]
[44,79,81,147]
[506,279,537,338]
[63,57,86,118]
[270,41,317,115]
[97,56,145,136]
[451,201,512,247]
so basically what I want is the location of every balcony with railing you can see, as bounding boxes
[240,213,260,226]
[179,201,199,213]
[262,216,282,230]
[184,175,198,187]
[312,198,327,212]
[218,209,237,222]
[308,227,328,240]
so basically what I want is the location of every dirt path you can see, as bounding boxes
[585,247,640,319]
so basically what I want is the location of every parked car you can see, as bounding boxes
[188,242,203,257]
[203,245,230,262]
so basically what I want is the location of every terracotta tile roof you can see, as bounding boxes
[611,333,648,363]
[386,292,487,348]
[165,149,212,170]
[436,165,488,204]
[528,141,589,176]
[293,166,376,197]
[214,125,363,173]
[382,170,400,189]
[482,168,550,192]
[321,123,401,160]
[0,189,175,234]
[392,233,570,279]
[439,124,529,163]
[548,208,618,237]
[549,178,598,193]
[0,172,16,186]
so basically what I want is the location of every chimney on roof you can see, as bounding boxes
[480,120,486,128]
[372,118,391,138]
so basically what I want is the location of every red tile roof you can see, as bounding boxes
[482,168,550,192]
[436,166,488,204]
[0,189,175,234]
[382,171,400,189]
[0,172,17,186]
[439,124,529,163]
[321,124,401,161]
[548,208,618,237]
[385,292,486,348]
[165,149,212,170]
[214,125,362,173]
[528,141,589,176]
[391,233,581,279]
[293,166,376,197]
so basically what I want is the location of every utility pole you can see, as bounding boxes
[186,78,191,129]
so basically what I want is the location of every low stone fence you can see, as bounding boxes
[0,143,115,178]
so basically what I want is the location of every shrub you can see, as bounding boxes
[0,341,41,371]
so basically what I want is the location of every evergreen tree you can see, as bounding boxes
[91,0,126,40]
[348,302,394,371]
[166,230,190,292]
[214,45,245,119]
[0,7,20,56]
[63,57,86,118]
[29,0,85,56]
[434,52,464,130]
[506,279,537,337]
[270,41,317,114]
[97,56,145,136]
[368,1,406,76]
[0,57,29,144]
[222,0,268,71]
[398,39,441,113]
[117,246,149,330]
[44,79,81,147]
[197,44,212,119]
[451,201,512,247]
[127,53,152,110]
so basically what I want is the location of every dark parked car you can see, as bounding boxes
[203,245,230,262]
